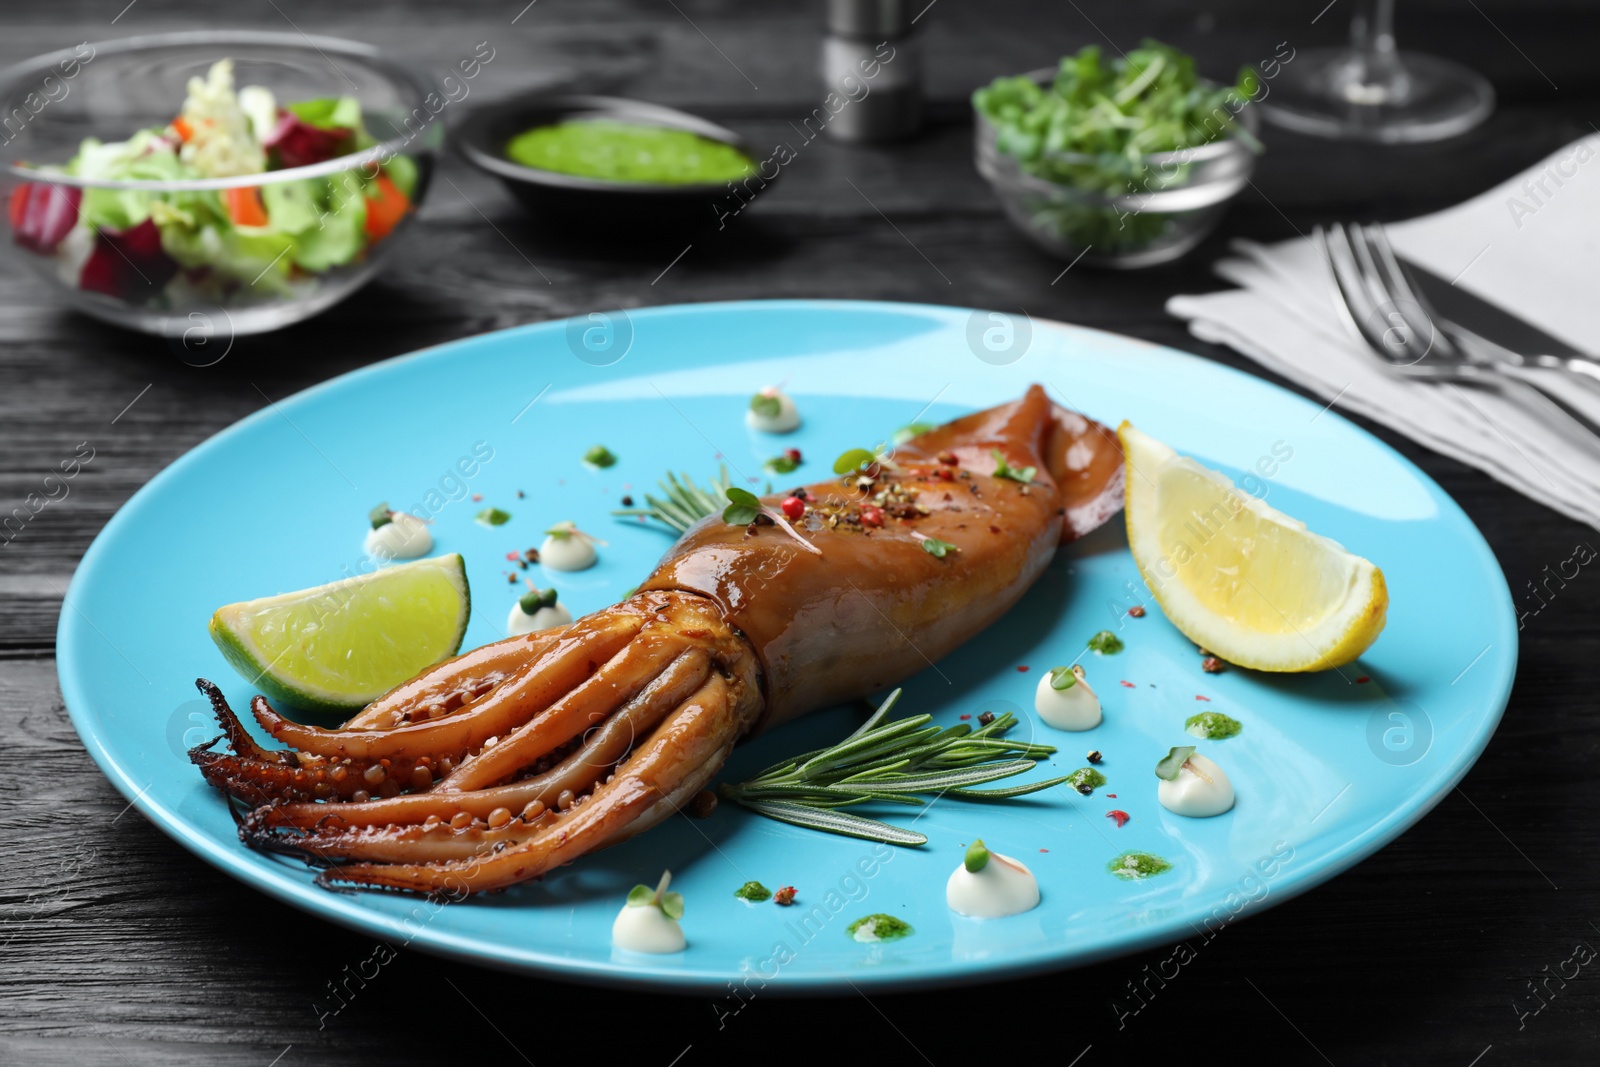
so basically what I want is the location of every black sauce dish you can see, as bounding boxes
[454,94,773,234]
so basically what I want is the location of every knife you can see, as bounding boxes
[1400,257,1594,361]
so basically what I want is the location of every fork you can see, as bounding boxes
[1319,222,1600,449]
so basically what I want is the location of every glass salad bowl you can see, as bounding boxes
[0,31,440,338]
[974,66,1260,270]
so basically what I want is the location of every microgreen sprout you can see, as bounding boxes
[626,870,684,919]
[1154,745,1196,781]
[544,520,604,546]
[911,531,959,558]
[476,507,512,526]
[832,447,882,475]
[722,486,822,555]
[893,422,936,445]
[750,391,782,419]
[584,444,617,468]
[991,449,1037,484]
[964,839,991,873]
[368,502,393,530]
[764,454,800,475]
[1049,665,1080,690]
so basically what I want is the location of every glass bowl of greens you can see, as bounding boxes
[973,42,1261,269]
[0,32,439,339]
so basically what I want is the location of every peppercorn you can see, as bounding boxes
[621,495,634,507]
[1128,605,1145,617]
[784,447,802,463]
[977,710,996,725]
[1087,750,1103,764]
[1075,782,1094,796]
[781,496,806,520]
[773,886,797,906]
[688,789,718,818]
[860,505,884,527]
[1201,656,1225,673]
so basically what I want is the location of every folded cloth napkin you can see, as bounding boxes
[1168,133,1600,530]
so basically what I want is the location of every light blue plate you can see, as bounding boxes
[57,300,1516,993]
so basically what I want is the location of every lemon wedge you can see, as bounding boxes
[1120,423,1386,672]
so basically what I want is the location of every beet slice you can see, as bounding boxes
[79,218,179,304]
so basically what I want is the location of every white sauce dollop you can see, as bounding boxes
[506,600,572,637]
[946,850,1040,918]
[1034,665,1101,731]
[1158,752,1235,817]
[364,511,432,560]
[611,901,685,954]
[540,525,598,572]
[746,387,801,433]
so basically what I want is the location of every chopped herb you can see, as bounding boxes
[1186,711,1243,740]
[584,444,617,468]
[476,507,512,526]
[1048,665,1079,690]
[1067,767,1107,792]
[919,536,959,559]
[833,447,879,475]
[518,587,559,615]
[764,454,800,475]
[734,880,771,902]
[893,422,935,445]
[991,449,1037,484]
[848,913,913,942]
[1087,630,1124,654]
[964,839,991,873]
[1154,745,1196,781]
[544,520,577,538]
[721,689,1069,846]
[750,392,782,419]
[1110,851,1172,880]
[368,502,393,530]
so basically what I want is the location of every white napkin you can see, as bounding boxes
[1168,133,1600,530]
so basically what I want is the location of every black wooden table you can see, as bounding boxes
[4,2,1597,1064]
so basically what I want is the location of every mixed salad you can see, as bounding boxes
[973,41,1259,252]
[8,59,417,307]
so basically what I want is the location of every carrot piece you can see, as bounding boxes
[223,186,269,228]
[362,173,409,241]
[171,116,194,142]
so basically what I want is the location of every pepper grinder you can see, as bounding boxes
[821,0,922,143]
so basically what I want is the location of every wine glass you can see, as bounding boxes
[1260,0,1494,142]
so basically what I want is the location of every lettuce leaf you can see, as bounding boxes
[286,96,363,131]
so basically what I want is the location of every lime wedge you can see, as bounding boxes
[208,554,472,712]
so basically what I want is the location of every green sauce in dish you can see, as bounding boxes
[505,120,755,185]
[1186,710,1243,739]
[1110,851,1172,880]
[848,914,913,943]
[1067,767,1107,791]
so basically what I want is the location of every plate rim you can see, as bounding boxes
[55,298,1518,993]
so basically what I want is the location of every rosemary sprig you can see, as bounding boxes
[612,467,734,534]
[720,689,1071,846]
